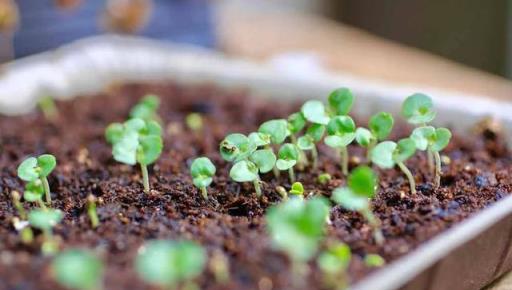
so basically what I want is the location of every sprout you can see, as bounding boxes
[52,249,103,290]
[248,132,271,147]
[259,119,289,145]
[317,242,351,290]
[371,139,417,194]
[325,116,356,175]
[301,100,330,125]
[356,112,394,161]
[185,113,203,132]
[276,143,300,183]
[331,166,384,244]
[289,182,304,197]
[17,154,56,204]
[87,195,99,229]
[23,180,48,209]
[11,191,27,219]
[220,133,256,162]
[401,93,436,125]
[135,240,206,289]
[287,112,306,142]
[297,124,325,169]
[11,191,33,245]
[266,197,329,281]
[411,126,452,187]
[327,87,354,116]
[38,96,59,120]
[28,209,63,255]
[105,118,163,192]
[364,254,386,267]
[190,157,216,200]
[129,94,160,122]
[317,173,332,185]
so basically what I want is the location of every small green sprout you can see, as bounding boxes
[17,154,56,204]
[364,254,385,267]
[325,116,356,175]
[87,195,99,229]
[289,182,304,197]
[129,94,160,122]
[185,112,204,132]
[52,249,104,290]
[248,132,271,147]
[23,180,47,209]
[135,240,206,289]
[28,208,63,255]
[371,139,417,194]
[317,242,351,290]
[266,197,329,281]
[276,143,300,183]
[297,124,325,169]
[327,87,354,116]
[356,112,394,161]
[220,133,256,162]
[331,166,384,244]
[38,96,59,120]
[287,112,306,143]
[317,173,332,185]
[301,100,330,125]
[401,93,436,125]
[411,126,452,187]
[190,157,216,200]
[105,118,163,192]
[259,119,289,145]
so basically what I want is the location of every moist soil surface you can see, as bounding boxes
[0,83,511,290]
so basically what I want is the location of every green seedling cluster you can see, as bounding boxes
[190,157,216,200]
[317,242,351,290]
[52,249,104,290]
[356,112,394,161]
[18,154,57,205]
[135,240,206,289]
[28,208,63,256]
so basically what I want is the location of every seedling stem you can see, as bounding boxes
[288,168,296,184]
[140,163,150,192]
[87,195,99,229]
[434,151,442,188]
[397,161,416,194]
[41,177,51,204]
[253,178,262,197]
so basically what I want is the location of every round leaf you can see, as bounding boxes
[369,112,394,140]
[411,126,436,151]
[325,116,356,148]
[220,133,255,162]
[348,166,377,198]
[355,128,373,147]
[331,188,369,212]
[276,159,297,170]
[371,141,397,169]
[52,249,103,290]
[401,93,436,124]
[297,135,314,150]
[259,119,289,144]
[17,157,39,182]
[317,243,351,274]
[277,144,299,170]
[112,131,139,165]
[24,180,44,202]
[324,135,355,148]
[288,112,306,134]
[306,124,325,142]
[105,123,124,144]
[394,138,416,163]
[137,135,163,165]
[250,149,276,173]
[289,182,304,196]
[328,88,354,116]
[248,132,271,147]
[28,209,63,231]
[191,157,216,188]
[230,160,259,182]
[37,154,57,178]
[431,128,452,152]
[301,100,330,125]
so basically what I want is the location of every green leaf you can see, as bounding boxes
[317,242,351,274]
[430,128,452,152]
[369,112,394,140]
[259,119,289,144]
[105,123,124,144]
[185,113,203,131]
[325,116,356,148]
[328,88,354,116]
[355,128,373,147]
[28,209,63,231]
[364,254,385,267]
[276,143,299,170]
[250,149,276,173]
[52,249,103,290]
[220,133,255,162]
[230,160,259,182]
[348,166,377,198]
[144,121,162,137]
[306,124,325,142]
[137,135,163,165]
[371,141,396,169]
[248,132,271,147]
[130,94,160,121]
[124,118,146,132]
[135,240,206,287]
[37,154,56,178]
[24,180,44,202]
[297,135,314,150]
[331,188,369,212]
[17,157,39,182]
[401,93,436,124]
[288,112,306,134]
[190,157,216,188]
[289,182,304,196]
[112,131,139,165]
[301,100,330,125]
[394,138,416,163]
[266,197,329,262]
[411,126,436,151]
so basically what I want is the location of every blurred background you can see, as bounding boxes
[0,0,511,99]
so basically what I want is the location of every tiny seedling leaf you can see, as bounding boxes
[190,157,216,189]
[401,93,436,124]
[325,116,356,148]
[28,209,63,231]
[52,249,103,290]
[328,88,354,116]
[259,119,289,144]
[248,132,271,147]
[355,128,373,147]
[230,160,259,182]
[347,166,377,198]
[289,182,304,196]
[220,133,255,162]
[276,143,299,170]
[369,112,394,140]
[301,100,330,125]
[250,149,277,173]
[288,112,306,134]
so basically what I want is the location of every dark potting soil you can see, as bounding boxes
[0,82,511,290]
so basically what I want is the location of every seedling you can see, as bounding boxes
[135,240,206,289]
[28,208,63,255]
[17,154,56,204]
[371,139,417,194]
[287,112,306,143]
[38,96,59,120]
[129,94,160,122]
[23,180,48,209]
[401,93,436,125]
[11,191,33,245]
[301,100,330,125]
[276,143,300,183]
[331,166,384,244]
[259,119,290,174]
[52,249,104,290]
[317,242,351,290]
[289,182,304,197]
[220,133,256,162]
[364,254,385,267]
[87,195,99,229]
[190,157,216,200]
[325,116,356,175]
[317,173,332,185]
[266,197,329,282]
[411,126,452,187]
[185,112,203,132]
[327,87,354,116]
[356,112,394,160]
[105,118,163,192]
[297,124,325,169]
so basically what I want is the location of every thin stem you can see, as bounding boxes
[41,177,51,204]
[366,140,376,164]
[87,195,99,229]
[340,147,348,176]
[362,209,384,245]
[201,187,208,200]
[397,161,416,195]
[427,150,434,174]
[273,165,280,178]
[37,198,48,210]
[311,145,318,170]
[288,167,296,183]
[253,177,262,198]
[434,151,442,188]
[140,163,150,192]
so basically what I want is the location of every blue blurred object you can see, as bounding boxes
[13,0,215,58]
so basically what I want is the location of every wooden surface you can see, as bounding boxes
[214,2,512,100]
